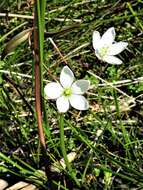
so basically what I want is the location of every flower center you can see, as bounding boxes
[99,46,109,58]
[63,88,72,97]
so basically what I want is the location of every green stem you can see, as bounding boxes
[34,0,52,180]
[59,114,80,187]
[36,0,50,139]
[34,0,46,149]
[36,0,44,94]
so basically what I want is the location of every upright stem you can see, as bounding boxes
[33,1,53,182]
[33,0,46,150]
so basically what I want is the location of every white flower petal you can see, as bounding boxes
[92,31,101,49]
[69,95,89,110]
[108,42,128,55]
[95,50,103,60]
[60,66,74,88]
[103,55,122,65]
[101,27,115,45]
[72,80,90,95]
[56,96,70,113]
[44,82,63,99]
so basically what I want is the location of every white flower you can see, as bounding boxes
[92,27,128,65]
[44,66,90,113]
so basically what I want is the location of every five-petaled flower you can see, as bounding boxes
[92,27,128,65]
[44,66,90,113]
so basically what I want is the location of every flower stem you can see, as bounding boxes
[59,114,80,187]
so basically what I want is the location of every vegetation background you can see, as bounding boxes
[0,0,143,189]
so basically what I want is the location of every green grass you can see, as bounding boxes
[0,0,143,189]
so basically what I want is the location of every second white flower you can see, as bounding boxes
[92,27,128,65]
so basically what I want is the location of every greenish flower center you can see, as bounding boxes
[63,87,72,97]
[99,46,109,58]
